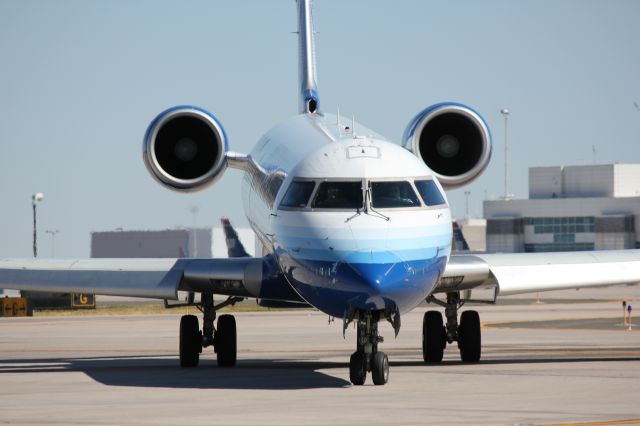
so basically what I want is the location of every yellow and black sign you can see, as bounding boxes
[71,293,96,309]
[1,297,30,317]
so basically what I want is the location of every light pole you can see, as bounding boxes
[32,193,44,257]
[500,108,511,200]
[45,229,60,257]
[464,191,471,220]
[190,205,199,257]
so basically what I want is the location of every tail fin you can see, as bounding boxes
[297,0,320,114]
[452,221,470,252]
[220,218,250,258]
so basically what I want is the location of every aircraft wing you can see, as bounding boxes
[437,249,640,296]
[0,256,300,301]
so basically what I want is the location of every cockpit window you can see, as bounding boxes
[415,180,446,206]
[370,181,421,208]
[312,181,363,209]
[280,180,316,208]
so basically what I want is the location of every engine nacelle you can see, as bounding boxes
[402,103,491,190]
[143,106,228,192]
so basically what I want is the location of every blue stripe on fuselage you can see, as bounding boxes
[276,248,448,318]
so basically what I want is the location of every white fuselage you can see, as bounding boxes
[241,113,452,318]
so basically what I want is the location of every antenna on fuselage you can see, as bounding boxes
[297,0,320,114]
[351,115,356,138]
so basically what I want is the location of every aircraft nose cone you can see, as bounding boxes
[341,250,416,298]
[339,250,441,313]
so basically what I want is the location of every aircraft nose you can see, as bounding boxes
[338,250,441,313]
[341,250,419,297]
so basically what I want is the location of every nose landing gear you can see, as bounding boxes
[348,312,389,386]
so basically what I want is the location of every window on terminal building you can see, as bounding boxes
[524,243,594,252]
[525,216,595,234]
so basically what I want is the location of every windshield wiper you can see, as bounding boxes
[345,182,390,222]
[345,208,361,223]
[364,183,390,221]
[346,184,366,223]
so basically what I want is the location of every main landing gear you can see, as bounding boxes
[423,292,481,363]
[178,293,242,368]
[348,312,389,386]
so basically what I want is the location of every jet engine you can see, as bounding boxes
[143,106,228,192]
[402,103,491,190]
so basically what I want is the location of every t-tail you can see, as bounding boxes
[452,221,470,252]
[220,218,250,258]
[297,0,319,114]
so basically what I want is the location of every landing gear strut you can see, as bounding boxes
[348,312,389,386]
[178,293,243,368]
[424,292,481,363]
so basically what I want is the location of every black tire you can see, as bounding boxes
[422,311,445,363]
[179,314,201,368]
[216,314,237,367]
[458,310,481,362]
[371,352,389,385]
[349,351,367,386]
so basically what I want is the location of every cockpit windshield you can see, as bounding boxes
[370,181,421,208]
[278,177,446,211]
[414,179,446,206]
[280,180,316,208]
[311,181,363,209]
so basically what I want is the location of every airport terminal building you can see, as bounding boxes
[484,164,640,253]
[91,226,256,259]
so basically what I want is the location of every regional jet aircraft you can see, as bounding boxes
[2,0,640,386]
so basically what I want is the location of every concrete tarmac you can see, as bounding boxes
[1,287,640,425]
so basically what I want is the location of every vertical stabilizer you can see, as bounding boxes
[452,221,471,252]
[297,0,320,114]
[220,218,250,258]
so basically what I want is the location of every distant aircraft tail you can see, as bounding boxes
[452,221,470,252]
[297,0,320,114]
[220,218,250,258]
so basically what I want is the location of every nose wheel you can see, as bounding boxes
[349,351,366,385]
[348,313,389,386]
[371,352,389,385]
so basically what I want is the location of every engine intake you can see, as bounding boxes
[403,103,491,190]
[143,106,228,192]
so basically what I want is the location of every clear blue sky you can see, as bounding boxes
[1,0,639,258]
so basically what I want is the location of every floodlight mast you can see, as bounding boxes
[32,193,44,257]
[500,109,511,200]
